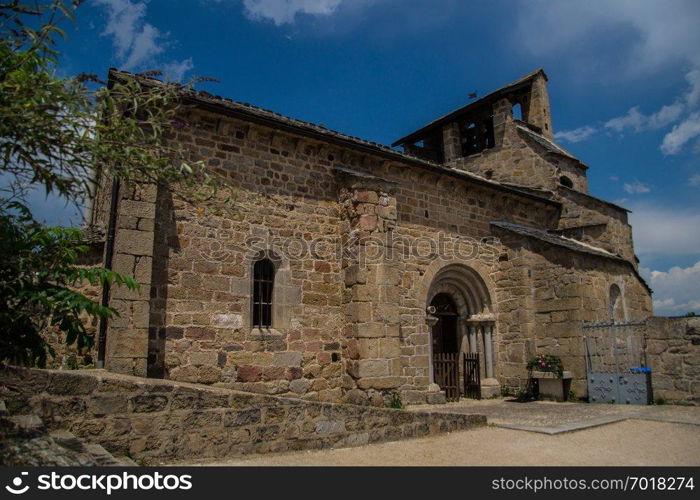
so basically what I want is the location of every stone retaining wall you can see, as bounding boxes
[646,316,699,405]
[0,367,485,464]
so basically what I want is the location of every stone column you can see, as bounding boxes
[442,122,461,163]
[426,314,438,385]
[523,71,553,139]
[458,316,469,355]
[492,98,513,148]
[337,169,401,395]
[468,324,478,354]
[483,323,494,379]
[105,183,157,377]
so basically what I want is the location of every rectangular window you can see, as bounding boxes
[253,259,274,328]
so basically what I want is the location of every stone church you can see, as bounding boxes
[87,68,652,405]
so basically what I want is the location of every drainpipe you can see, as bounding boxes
[97,176,120,368]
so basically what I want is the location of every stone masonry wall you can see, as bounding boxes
[95,101,653,405]
[492,229,652,396]
[645,316,700,405]
[0,367,486,464]
[121,106,570,405]
[370,162,560,401]
[104,183,158,377]
[145,109,345,401]
[556,187,635,264]
[447,102,588,194]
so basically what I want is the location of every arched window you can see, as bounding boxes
[560,176,574,188]
[252,259,275,328]
[609,284,624,322]
[512,103,523,121]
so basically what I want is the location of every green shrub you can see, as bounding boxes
[388,391,404,409]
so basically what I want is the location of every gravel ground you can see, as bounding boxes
[407,399,700,428]
[200,420,700,466]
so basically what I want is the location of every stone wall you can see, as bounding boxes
[101,105,574,404]
[645,316,700,405]
[0,367,486,464]
[492,228,653,396]
[556,187,635,264]
[369,162,559,401]
[44,250,104,370]
[104,182,159,376]
[143,109,345,400]
[447,102,588,194]
[84,82,653,405]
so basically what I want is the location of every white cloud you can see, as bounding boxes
[684,69,700,107]
[161,58,194,83]
[95,0,192,80]
[553,125,597,143]
[605,102,685,134]
[562,68,699,147]
[242,0,343,26]
[96,0,163,69]
[623,180,651,195]
[513,0,700,78]
[605,107,644,133]
[513,1,700,153]
[640,261,700,315]
[660,112,700,154]
[689,174,700,186]
[628,203,700,256]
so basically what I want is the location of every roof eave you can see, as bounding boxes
[106,68,560,209]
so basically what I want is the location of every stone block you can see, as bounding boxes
[47,373,98,396]
[357,338,380,359]
[120,199,156,219]
[272,351,303,367]
[115,229,154,256]
[357,359,389,378]
[289,378,311,394]
[315,420,346,434]
[130,394,169,413]
[189,351,218,366]
[353,191,379,204]
[425,392,447,404]
[237,365,262,382]
[357,376,401,390]
[224,409,261,427]
[89,394,129,416]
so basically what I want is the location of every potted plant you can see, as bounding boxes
[527,354,572,402]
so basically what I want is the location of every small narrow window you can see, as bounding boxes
[253,259,275,328]
[609,284,624,322]
[512,103,523,121]
[560,176,574,188]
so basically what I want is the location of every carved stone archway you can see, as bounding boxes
[423,264,497,392]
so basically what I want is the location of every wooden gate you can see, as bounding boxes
[433,352,460,402]
[463,353,481,400]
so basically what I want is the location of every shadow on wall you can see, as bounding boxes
[147,187,177,378]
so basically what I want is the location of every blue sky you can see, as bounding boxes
[36,0,700,315]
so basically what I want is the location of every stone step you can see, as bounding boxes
[50,430,137,466]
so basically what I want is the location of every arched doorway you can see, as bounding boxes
[430,293,459,355]
[424,263,497,399]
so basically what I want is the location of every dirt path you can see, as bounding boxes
[197,420,700,466]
